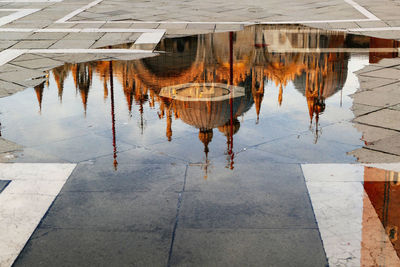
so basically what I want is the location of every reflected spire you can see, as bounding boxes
[109,61,118,170]
[34,82,45,114]
[52,65,70,103]
[198,129,213,179]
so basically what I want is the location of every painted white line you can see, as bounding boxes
[28,48,155,54]
[302,163,400,266]
[344,0,380,21]
[0,49,26,66]
[55,0,102,23]
[0,28,34,32]
[0,0,61,2]
[135,31,164,44]
[347,26,400,32]
[0,9,40,27]
[0,163,76,267]
[0,28,165,33]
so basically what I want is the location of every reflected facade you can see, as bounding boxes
[6,25,400,169]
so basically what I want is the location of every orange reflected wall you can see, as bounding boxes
[363,167,400,265]
[49,25,356,138]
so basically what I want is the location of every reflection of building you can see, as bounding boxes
[362,167,400,265]
[44,25,399,167]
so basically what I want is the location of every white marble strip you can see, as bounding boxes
[0,163,76,267]
[55,0,102,23]
[134,31,164,44]
[344,0,380,21]
[347,26,400,32]
[28,48,154,53]
[0,28,165,33]
[62,18,376,25]
[302,163,400,266]
[0,0,61,2]
[0,49,26,66]
[0,8,40,27]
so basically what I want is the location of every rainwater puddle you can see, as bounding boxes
[0,25,398,169]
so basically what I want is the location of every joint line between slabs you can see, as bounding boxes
[167,164,188,267]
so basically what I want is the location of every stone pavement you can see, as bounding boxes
[0,0,399,266]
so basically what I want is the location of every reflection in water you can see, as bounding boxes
[363,167,400,265]
[3,25,400,171]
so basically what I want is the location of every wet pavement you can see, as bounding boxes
[0,23,400,267]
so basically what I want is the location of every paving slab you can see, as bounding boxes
[180,162,317,229]
[11,40,57,49]
[49,39,95,49]
[14,228,171,267]
[364,133,400,156]
[256,133,360,163]
[349,147,400,163]
[354,123,399,143]
[170,228,327,267]
[352,83,400,107]
[354,108,400,131]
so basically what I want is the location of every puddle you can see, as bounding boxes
[0,25,399,169]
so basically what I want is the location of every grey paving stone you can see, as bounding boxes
[351,103,381,117]
[328,22,359,29]
[61,159,186,192]
[170,229,327,267]
[255,132,360,163]
[11,147,69,164]
[0,137,22,153]
[24,32,69,40]
[129,23,160,29]
[354,123,399,143]
[180,162,317,229]
[357,76,398,91]
[0,79,26,94]
[101,22,132,28]
[38,162,185,231]
[389,103,400,111]
[14,228,170,267]
[158,23,187,29]
[63,32,105,40]
[0,69,45,84]
[354,108,400,131]
[71,23,105,28]
[356,20,389,28]
[11,40,57,49]
[365,134,400,156]
[11,57,63,70]
[0,40,17,49]
[362,67,400,80]
[30,133,135,162]
[186,23,215,30]
[215,24,244,31]
[0,32,32,40]
[348,147,400,163]
[352,84,400,107]
[50,39,96,49]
